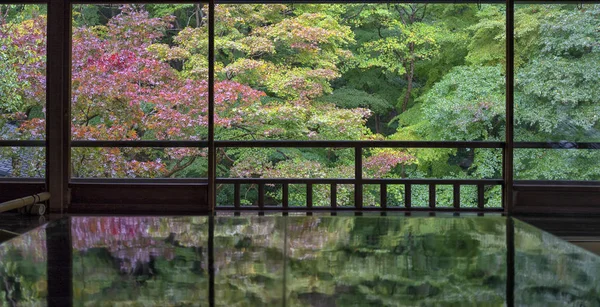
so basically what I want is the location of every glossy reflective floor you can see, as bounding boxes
[1,216,599,306]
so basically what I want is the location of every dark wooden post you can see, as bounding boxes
[208,0,216,212]
[46,0,71,213]
[504,0,515,215]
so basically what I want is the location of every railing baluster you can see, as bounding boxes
[429,184,436,209]
[405,184,412,208]
[355,147,363,209]
[282,183,289,208]
[307,183,313,208]
[234,183,240,209]
[453,184,460,209]
[218,178,502,212]
[380,184,387,209]
[331,184,337,208]
[258,184,265,209]
[478,184,485,209]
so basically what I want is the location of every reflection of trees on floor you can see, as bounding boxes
[3,216,599,306]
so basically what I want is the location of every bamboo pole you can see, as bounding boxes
[0,192,50,215]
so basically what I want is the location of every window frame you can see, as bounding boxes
[1,0,598,214]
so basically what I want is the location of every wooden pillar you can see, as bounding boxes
[208,0,216,212]
[504,0,515,215]
[46,0,71,213]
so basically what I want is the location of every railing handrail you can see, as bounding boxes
[215,178,503,184]
[6,140,600,149]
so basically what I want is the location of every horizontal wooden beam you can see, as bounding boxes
[215,140,503,148]
[71,140,208,148]
[216,206,503,213]
[514,184,600,215]
[68,182,209,213]
[216,178,503,185]
[0,181,46,203]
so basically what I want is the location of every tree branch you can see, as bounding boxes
[165,156,197,177]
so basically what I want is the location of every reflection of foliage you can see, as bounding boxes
[214,216,600,306]
[0,227,47,305]
[71,217,209,305]
[215,216,508,306]
[2,217,600,305]
[515,220,600,305]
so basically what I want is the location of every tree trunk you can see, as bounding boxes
[195,4,202,28]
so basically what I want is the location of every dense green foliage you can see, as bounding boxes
[0,4,599,205]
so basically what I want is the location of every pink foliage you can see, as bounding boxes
[68,6,267,176]
[364,151,415,178]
